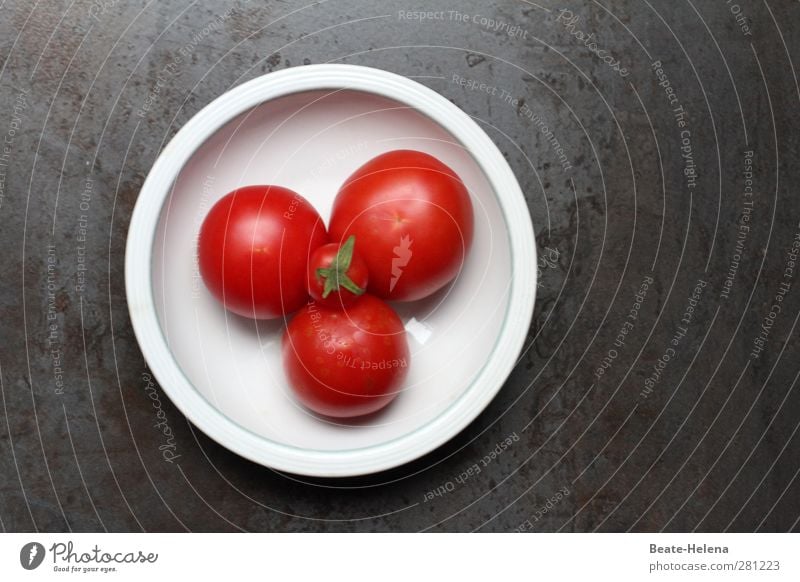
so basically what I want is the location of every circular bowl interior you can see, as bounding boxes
[127,65,536,476]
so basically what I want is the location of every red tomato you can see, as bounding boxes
[198,185,327,319]
[329,150,474,302]
[307,236,369,309]
[282,295,410,418]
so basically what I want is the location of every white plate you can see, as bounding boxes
[125,65,536,477]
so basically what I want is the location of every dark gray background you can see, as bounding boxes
[1,0,798,532]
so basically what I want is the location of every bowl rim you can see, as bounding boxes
[125,64,536,477]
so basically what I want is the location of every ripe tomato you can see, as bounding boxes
[329,150,474,302]
[307,236,369,309]
[198,185,328,319]
[282,295,410,418]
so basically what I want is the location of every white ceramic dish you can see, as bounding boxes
[125,65,536,477]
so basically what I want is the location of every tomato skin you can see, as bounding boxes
[282,295,410,418]
[307,239,369,309]
[329,150,474,302]
[198,185,328,319]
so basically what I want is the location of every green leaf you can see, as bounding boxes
[334,235,356,272]
[339,274,365,296]
[315,236,364,299]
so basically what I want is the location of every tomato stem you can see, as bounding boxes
[316,235,365,299]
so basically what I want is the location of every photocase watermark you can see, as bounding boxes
[594,274,654,381]
[282,188,307,221]
[135,5,239,118]
[286,139,368,219]
[554,9,629,77]
[478,431,519,467]
[422,432,519,502]
[0,88,29,212]
[749,221,800,359]
[423,462,481,502]
[141,372,181,464]
[451,73,574,173]
[677,116,697,190]
[652,60,697,191]
[390,235,413,292]
[451,73,499,96]
[75,177,94,296]
[46,541,157,574]
[506,92,574,173]
[537,246,560,289]
[720,150,754,300]
[454,10,529,40]
[724,0,752,37]
[20,542,46,570]
[46,244,65,396]
[640,278,708,400]
[87,0,120,21]
[397,9,449,21]
[190,175,215,300]
[398,9,529,40]
[306,301,341,355]
[308,139,369,181]
[136,62,182,119]
[514,485,570,531]
[303,301,407,370]
[336,353,408,371]
[20,539,158,573]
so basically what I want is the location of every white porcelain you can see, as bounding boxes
[125,65,536,477]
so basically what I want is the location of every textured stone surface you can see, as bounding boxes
[0,0,798,532]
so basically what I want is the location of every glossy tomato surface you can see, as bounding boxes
[282,295,410,418]
[307,236,369,309]
[199,185,328,319]
[329,150,474,302]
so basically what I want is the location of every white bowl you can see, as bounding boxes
[125,64,536,477]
